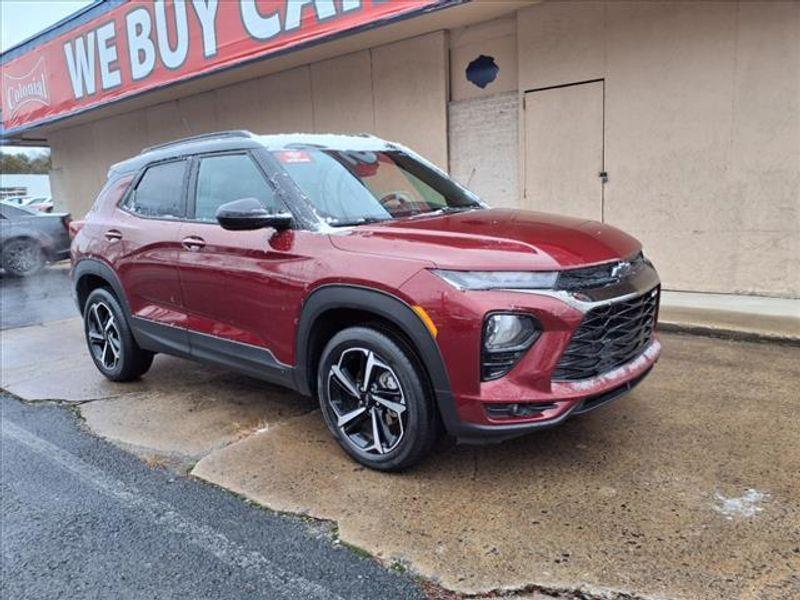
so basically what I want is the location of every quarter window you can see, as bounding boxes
[96,174,134,215]
[194,154,278,222]
[128,160,187,219]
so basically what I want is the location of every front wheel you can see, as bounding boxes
[317,327,439,471]
[83,288,154,382]
[2,238,45,276]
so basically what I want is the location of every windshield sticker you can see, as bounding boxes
[277,150,313,164]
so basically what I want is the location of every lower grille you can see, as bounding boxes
[553,287,659,381]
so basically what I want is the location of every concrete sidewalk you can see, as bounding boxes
[659,291,800,344]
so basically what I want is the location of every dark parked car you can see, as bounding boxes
[2,196,55,213]
[71,131,661,471]
[1,203,71,276]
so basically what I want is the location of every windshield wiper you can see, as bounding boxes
[328,206,480,227]
[404,206,481,220]
[327,216,391,228]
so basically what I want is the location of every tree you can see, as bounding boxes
[0,151,51,174]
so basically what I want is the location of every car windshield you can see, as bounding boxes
[272,149,482,226]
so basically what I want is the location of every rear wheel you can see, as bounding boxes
[2,238,45,277]
[317,327,439,471]
[83,288,154,381]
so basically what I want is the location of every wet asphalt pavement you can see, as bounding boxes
[0,267,425,600]
[1,394,424,600]
[1,263,76,329]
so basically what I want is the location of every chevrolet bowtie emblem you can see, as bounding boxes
[611,261,632,279]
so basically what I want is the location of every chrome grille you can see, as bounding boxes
[553,287,659,381]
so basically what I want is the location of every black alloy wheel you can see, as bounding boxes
[327,346,408,455]
[317,326,439,471]
[2,238,45,276]
[83,288,154,381]
[86,300,122,372]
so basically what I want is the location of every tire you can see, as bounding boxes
[83,288,154,382]
[317,326,439,471]
[2,238,45,277]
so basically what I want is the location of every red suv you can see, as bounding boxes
[71,131,661,471]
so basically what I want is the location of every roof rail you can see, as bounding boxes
[140,130,254,154]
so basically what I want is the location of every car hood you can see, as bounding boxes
[328,208,642,270]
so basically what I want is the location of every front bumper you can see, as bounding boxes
[450,338,661,444]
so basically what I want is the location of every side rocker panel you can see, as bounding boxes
[294,285,460,436]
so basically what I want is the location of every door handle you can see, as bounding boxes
[182,236,206,251]
[105,229,123,242]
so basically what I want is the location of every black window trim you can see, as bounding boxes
[250,148,323,232]
[119,157,191,222]
[185,149,287,224]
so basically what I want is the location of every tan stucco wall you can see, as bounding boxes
[50,32,448,217]
[450,16,517,102]
[518,1,800,297]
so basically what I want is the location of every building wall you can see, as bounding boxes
[50,32,448,217]
[449,92,519,208]
[47,2,800,298]
[449,16,517,103]
[448,17,519,207]
[517,1,800,297]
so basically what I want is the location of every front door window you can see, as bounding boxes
[194,154,278,222]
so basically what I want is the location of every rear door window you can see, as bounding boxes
[126,160,187,219]
[193,153,279,222]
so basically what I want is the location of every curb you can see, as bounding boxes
[658,321,800,347]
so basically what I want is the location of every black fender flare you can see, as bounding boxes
[294,285,460,435]
[72,258,133,319]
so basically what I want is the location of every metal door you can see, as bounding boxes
[523,80,605,221]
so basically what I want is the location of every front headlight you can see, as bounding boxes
[484,314,538,350]
[482,313,541,381]
[432,269,558,291]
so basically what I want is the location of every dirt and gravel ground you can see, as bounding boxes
[2,266,798,599]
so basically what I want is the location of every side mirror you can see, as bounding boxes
[215,198,293,231]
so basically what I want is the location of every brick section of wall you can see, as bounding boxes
[448,91,519,208]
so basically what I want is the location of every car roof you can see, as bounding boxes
[108,131,397,177]
[254,133,395,152]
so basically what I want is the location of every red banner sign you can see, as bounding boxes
[1,0,450,135]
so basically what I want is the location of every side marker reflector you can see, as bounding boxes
[412,305,438,339]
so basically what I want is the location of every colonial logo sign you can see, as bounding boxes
[1,0,455,135]
[3,57,50,118]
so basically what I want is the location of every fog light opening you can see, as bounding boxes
[484,402,557,420]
